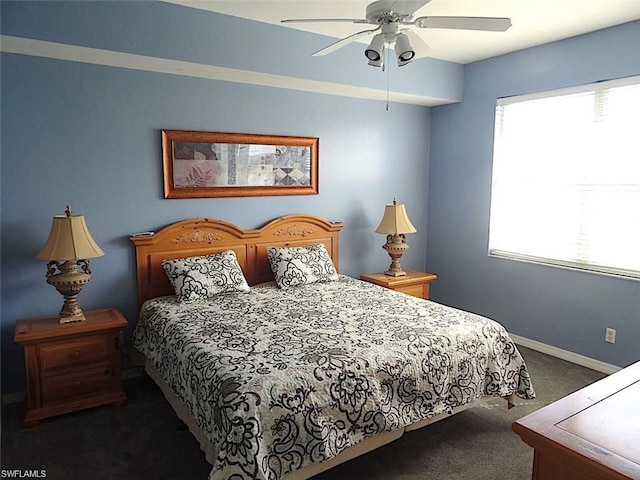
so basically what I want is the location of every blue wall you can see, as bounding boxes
[2,1,638,396]
[0,1,462,103]
[428,21,640,369]
[1,1,434,394]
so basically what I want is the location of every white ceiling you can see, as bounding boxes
[164,0,640,64]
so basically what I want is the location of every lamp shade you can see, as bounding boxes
[375,199,417,234]
[37,207,104,261]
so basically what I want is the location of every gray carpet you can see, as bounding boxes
[1,347,605,480]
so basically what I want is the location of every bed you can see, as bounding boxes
[130,214,535,480]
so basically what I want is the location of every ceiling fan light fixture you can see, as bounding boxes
[394,32,415,67]
[368,56,384,67]
[283,1,513,69]
[365,33,385,63]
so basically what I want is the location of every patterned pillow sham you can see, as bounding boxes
[267,243,339,288]
[162,250,250,302]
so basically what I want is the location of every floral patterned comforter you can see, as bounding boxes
[133,275,535,480]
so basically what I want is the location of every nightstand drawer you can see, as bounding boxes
[15,308,128,427]
[396,284,426,298]
[41,365,113,404]
[39,335,110,373]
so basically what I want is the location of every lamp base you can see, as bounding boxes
[383,269,407,277]
[59,310,86,324]
[382,234,409,277]
[45,260,92,324]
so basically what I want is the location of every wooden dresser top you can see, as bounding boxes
[513,361,640,479]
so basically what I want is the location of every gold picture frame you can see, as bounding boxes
[162,130,318,198]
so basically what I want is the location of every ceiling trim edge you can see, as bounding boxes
[0,35,453,107]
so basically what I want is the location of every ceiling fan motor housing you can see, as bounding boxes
[366,0,414,24]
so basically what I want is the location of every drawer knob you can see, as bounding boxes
[70,351,80,360]
[73,381,81,388]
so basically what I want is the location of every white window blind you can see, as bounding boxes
[488,76,640,279]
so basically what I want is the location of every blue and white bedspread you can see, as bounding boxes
[133,275,535,480]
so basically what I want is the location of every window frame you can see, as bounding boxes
[487,75,640,281]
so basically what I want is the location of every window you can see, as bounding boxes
[488,76,640,279]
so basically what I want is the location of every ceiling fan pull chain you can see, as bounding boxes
[386,45,390,111]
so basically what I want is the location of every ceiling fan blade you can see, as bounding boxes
[282,18,369,24]
[312,27,381,57]
[414,16,512,32]
[388,0,432,16]
[402,29,432,58]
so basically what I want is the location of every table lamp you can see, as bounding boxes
[375,197,417,276]
[36,205,105,323]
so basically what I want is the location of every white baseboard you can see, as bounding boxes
[122,366,144,380]
[509,333,621,375]
[1,391,25,406]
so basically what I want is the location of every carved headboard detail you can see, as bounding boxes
[130,214,343,307]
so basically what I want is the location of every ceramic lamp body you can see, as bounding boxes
[46,260,92,323]
[382,234,409,276]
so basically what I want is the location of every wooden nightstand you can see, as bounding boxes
[14,308,128,427]
[360,270,437,300]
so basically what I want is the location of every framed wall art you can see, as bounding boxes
[162,130,318,198]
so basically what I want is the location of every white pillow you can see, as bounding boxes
[162,250,249,302]
[267,244,338,288]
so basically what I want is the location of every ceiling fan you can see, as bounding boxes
[282,0,511,68]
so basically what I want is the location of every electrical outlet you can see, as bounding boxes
[605,328,616,344]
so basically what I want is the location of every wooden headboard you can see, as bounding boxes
[130,214,344,307]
